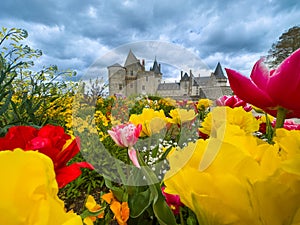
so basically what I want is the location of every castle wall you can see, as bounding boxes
[131,72,161,95]
[108,67,126,96]
[200,86,232,99]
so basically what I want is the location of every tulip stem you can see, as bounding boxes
[275,107,287,129]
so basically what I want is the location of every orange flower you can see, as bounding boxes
[101,191,115,204]
[110,201,130,225]
[101,191,130,225]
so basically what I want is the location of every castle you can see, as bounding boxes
[108,50,232,100]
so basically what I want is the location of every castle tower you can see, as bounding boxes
[212,62,227,86]
[108,63,125,96]
[150,57,161,74]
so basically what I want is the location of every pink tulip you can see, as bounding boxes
[216,95,252,112]
[271,119,300,130]
[128,147,141,168]
[108,123,142,168]
[225,48,300,118]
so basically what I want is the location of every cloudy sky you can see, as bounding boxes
[1,0,299,82]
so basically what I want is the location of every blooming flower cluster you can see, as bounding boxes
[0,124,93,188]
[2,36,300,225]
[164,106,300,224]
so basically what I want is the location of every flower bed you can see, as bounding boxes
[1,27,300,225]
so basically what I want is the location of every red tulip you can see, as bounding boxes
[225,48,300,119]
[216,95,252,112]
[0,125,94,188]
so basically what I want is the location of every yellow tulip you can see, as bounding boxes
[167,108,197,125]
[0,149,82,225]
[200,106,260,137]
[197,98,212,110]
[129,108,167,136]
[164,128,300,224]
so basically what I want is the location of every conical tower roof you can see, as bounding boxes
[213,62,227,79]
[150,57,161,74]
[124,50,139,67]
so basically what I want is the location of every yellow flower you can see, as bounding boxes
[164,128,300,224]
[273,128,300,159]
[159,97,176,107]
[199,106,259,137]
[197,98,212,110]
[129,108,167,137]
[94,110,110,127]
[167,108,197,125]
[0,148,82,225]
[83,195,104,225]
[11,94,21,103]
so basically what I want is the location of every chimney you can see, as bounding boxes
[142,59,145,66]
[181,71,183,79]
[190,69,192,76]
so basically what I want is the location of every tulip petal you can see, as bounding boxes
[267,48,300,110]
[0,126,37,150]
[75,161,95,170]
[108,130,123,147]
[128,147,141,168]
[55,137,80,168]
[250,58,270,90]
[226,68,275,109]
[55,162,93,188]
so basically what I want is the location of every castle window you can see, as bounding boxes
[146,76,148,82]
[119,84,122,90]
[142,85,145,90]
[131,70,133,75]
[130,83,133,88]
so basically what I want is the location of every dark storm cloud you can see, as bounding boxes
[0,0,300,79]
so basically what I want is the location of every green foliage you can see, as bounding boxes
[267,26,300,68]
[0,27,77,129]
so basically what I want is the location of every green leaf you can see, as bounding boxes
[104,178,128,202]
[137,153,177,225]
[0,90,12,115]
[152,195,177,225]
[129,188,152,218]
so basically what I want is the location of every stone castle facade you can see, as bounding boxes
[108,50,232,100]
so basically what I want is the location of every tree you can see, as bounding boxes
[267,26,300,68]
